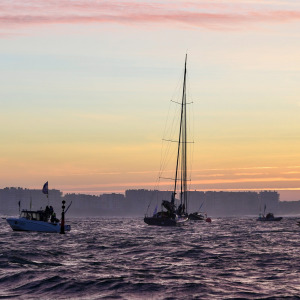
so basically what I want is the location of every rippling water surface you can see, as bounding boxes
[1,217,300,299]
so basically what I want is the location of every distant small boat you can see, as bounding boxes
[257,212,282,222]
[257,203,282,221]
[188,212,212,223]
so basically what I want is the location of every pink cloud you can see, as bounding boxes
[1,0,300,34]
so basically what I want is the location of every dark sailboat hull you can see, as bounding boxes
[144,216,188,226]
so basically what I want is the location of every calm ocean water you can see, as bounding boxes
[0,216,300,299]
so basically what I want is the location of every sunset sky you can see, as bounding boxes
[1,0,300,200]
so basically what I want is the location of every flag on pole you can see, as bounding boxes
[153,205,158,216]
[42,181,48,196]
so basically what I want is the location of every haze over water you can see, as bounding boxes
[1,217,300,299]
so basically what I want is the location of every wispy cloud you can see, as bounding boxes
[281,171,300,175]
[192,177,300,185]
[1,0,300,35]
[201,166,278,172]
[234,172,266,176]
[196,174,225,177]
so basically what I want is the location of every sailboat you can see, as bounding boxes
[144,55,190,226]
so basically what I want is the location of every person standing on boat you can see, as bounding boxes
[51,212,57,223]
[45,205,50,220]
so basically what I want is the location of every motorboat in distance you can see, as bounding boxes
[188,212,212,222]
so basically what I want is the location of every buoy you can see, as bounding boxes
[206,217,212,223]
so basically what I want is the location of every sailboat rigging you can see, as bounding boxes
[144,55,191,226]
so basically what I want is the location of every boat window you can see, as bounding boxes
[21,212,30,219]
[36,213,43,221]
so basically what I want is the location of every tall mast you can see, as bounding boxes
[172,55,187,207]
[182,55,187,211]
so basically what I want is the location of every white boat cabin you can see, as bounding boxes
[21,210,51,222]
